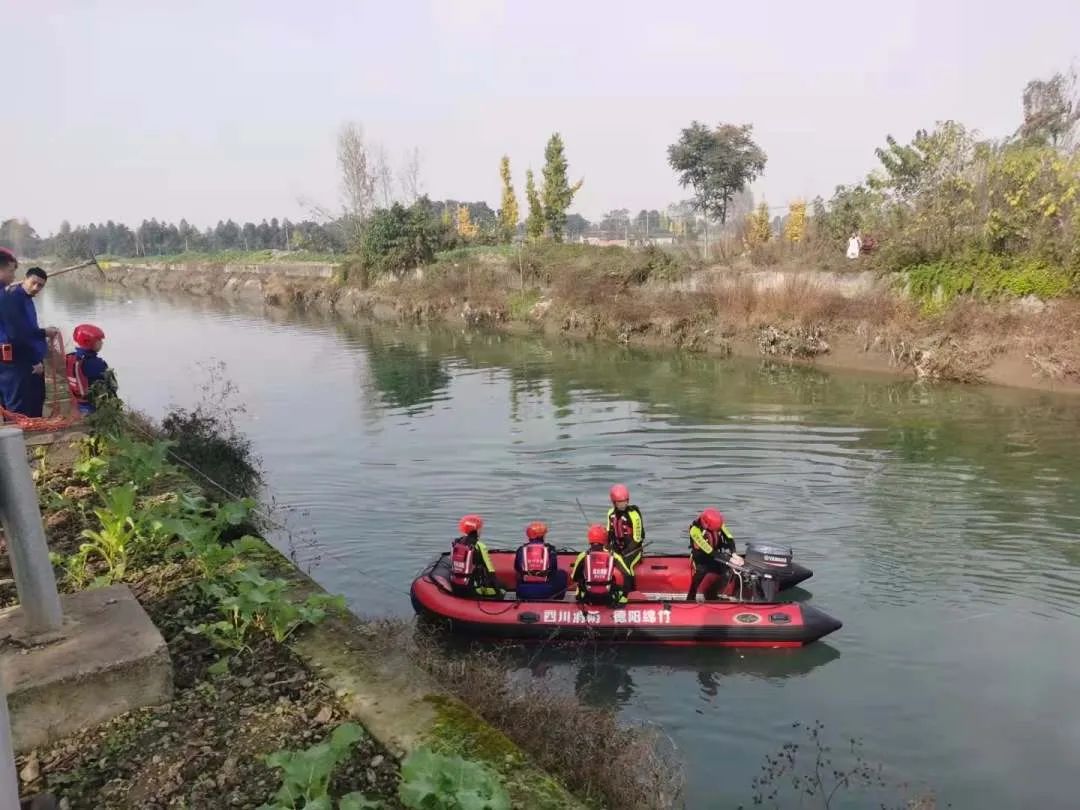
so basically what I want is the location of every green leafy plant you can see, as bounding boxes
[191,566,344,659]
[256,723,370,810]
[108,435,175,487]
[164,495,263,577]
[398,747,510,810]
[338,795,385,810]
[73,455,108,488]
[74,483,138,585]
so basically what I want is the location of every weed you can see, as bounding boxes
[257,723,371,810]
[741,721,944,810]
[508,289,541,320]
[159,362,262,498]
[73,483,138,585]
[73,455,108,488]
[399,747,509,810]
[192,566,345,661]
[406,630,684,810]
[108,435,175,487]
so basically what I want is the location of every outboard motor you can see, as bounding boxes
[744,542,793,570]
[733,567,781,602]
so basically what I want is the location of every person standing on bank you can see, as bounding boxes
[0,267,58,417]
[0,248,18,412]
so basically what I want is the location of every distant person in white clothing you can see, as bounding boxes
[846,232,862,259]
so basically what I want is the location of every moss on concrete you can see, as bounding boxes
[423,694,589,810]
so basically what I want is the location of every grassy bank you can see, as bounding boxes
[366,243,1080,387]
[7,416,404,808]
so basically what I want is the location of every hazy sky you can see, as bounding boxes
[5,0,1079,234]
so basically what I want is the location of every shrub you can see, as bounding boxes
[159,363,261,499]
[906,250,1073,306]
[360,199,449,278]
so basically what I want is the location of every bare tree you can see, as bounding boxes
[337,122,376,247]
[398,147,423,204]
[373,145,395,208]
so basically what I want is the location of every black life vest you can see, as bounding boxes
[520,542,551,584]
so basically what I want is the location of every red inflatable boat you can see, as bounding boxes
[410,551,841,647]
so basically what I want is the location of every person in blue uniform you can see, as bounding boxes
[0,248,18,412]
[0,267,58,418]
[66,323,117,414]
[513,521,568,600]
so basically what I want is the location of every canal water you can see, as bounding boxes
[40,282,1080,808]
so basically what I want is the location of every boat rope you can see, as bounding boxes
[0,332,83,432]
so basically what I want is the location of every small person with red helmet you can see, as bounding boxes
[66,323,117,414]
[570,523,633,606]
[449,514,502,599]
[687,508,744,601]
[606,483,645,580]
[513,521,568,600]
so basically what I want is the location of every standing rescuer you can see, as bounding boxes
[513,521,568,600]
[449,514,502,598]
[571,523,632,606]
[606,483,644,585]
[0,248,17,412]
[687,508,744,601]
[66,323,117,414]
[0,266,58,417]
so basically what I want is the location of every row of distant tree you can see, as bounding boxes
[0,216,349,261]
[0,203,729,263]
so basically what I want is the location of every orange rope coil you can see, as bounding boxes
[0,332,83,432]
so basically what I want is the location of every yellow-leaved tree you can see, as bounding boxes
[456,205,479,240]
[745,202,772,246]
[784,199,807,242]
[498,156,519,243]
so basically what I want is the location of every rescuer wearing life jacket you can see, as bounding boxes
[571,524,632,606]
[606,483,644,584]
[513,521,568,600]
[66,324,117,415]
[687,508,744,601]
[449,514,502,599]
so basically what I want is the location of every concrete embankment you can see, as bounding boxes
[91,260,1080,394]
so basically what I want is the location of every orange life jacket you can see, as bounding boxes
[584,550,614,598]
[520,543,551,584]
[450,539,475,588]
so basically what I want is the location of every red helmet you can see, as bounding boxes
[525,521,548,540]
[0,247,17,266]
[699,508,725,531]
[587,524,608,544]
[73,323,106,350]
[609,484,629,503]
[458,514,483,535]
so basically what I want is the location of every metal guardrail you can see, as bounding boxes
[0,426,66,808]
